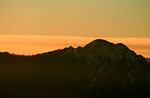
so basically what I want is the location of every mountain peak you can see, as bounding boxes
[74,39,139,63]
[84,39,114,48]
[90,39,110,43]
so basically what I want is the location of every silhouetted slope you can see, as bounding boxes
[146,58,150,64]
[0,39,150,98]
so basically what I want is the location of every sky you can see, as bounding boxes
[0,35,150,58]
[0,0,149,57]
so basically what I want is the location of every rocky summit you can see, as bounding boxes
[0,39,150,98]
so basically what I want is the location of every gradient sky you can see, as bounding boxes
[0,0,149,37]
[0,0,149,57]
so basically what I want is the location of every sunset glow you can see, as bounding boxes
[0,0,149,57]
[0,35,149,57]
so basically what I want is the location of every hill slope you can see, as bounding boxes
[0,39,150,98]
[146,58,150,64]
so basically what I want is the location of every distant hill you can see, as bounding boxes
[0,39,150,98]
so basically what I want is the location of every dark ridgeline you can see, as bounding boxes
[0,39,150,98]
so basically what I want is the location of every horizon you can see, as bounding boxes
[0,35,150,58]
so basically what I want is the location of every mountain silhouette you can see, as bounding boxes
[0,39,150,98]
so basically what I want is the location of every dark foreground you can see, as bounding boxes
[0,39,150,98]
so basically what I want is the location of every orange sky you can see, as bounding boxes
[0,1,149,58]
[0,35,149,58]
